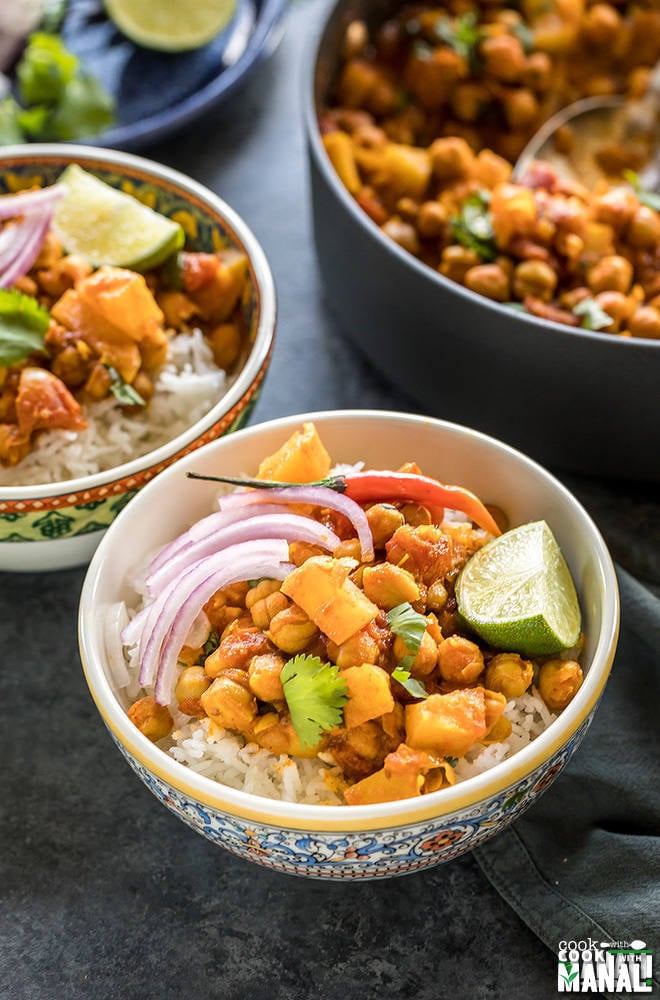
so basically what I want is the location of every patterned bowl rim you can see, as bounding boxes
[79,409,620,834]
[0,143,276,501]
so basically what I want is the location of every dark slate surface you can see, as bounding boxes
[1,3,658,998]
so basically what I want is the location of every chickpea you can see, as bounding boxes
[473,149,512,188]
[428,136,475,181]
[207,322,242,370]
[248,652,286,702]
[51,345,88,388]
[362,561,420,609]
[329,627,381,668]
[366,503,405,547]
[175,665,211,704]
[333,538,363,561]
[627,207,660,250]
[381,217,420,256]
[464,263,511,302]
[416,201,447,239]
[481,34,526,83]
[439,245,481,283]
[201,669,257,731]
[513,260,558,302]
[128,696,173,742]
[437,635,485,685]
[593,291,634,332]
[267,605,318,654]
[131,370,155,406]
[587,255,633,295]
[288,541,326,566]
[502,88,539,130]
[628,306,660,340]
[537,659,583,711]
[484,653,534,698]
[426,579,448,613]
[393,630,437,677]
[581,3,621,45]
[521,51,552,93]
[594,188,638,231]
[400,503,432,526]
[451,82,489,123]
[204,628,272,677]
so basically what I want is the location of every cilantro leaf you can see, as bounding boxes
[17,33,78,107]
[623,169,660,212]
[0,289,50,366]
[445,756,458,767]
[104,366,147,407]
[449,191,498,261]
[391,663,429,700]
[386,602,427,656]
[202,630,220,658]
[280,654,348,750]
[573,297,612,331]
[435,12,484,68]
[48,74,116,141]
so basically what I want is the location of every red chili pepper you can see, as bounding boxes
[187,469,501,536]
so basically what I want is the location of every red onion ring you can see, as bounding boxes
[0,210,52,289]
[217,485,374,562]
[0,184,65,220]
[145,512,341,597]
[152,541,292,705]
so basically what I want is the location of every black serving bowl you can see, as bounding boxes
[304,0,660,482]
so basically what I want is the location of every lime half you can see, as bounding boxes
[104,0,237,52]
[456,520,581,656]
[53,165,184,272]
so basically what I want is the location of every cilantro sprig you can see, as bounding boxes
[0,289,50,366]
[1,33,115,147]
[449,191,498,262]
[434,12,484,69]
[280,654,348,749]
[386,602,429,699]
[572,297,612,331]
[105,366,147,407]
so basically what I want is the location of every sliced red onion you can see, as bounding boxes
[0,184,65,220]
[145,501,291,577]
[152,541,292,705]
[0,210,52,289]
[137,538,290,690]
[145,512,340,597]
[217,485,374,561]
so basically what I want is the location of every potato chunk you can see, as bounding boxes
[405,688,488,757]
[342,664,394,728]
[257,422,331,483]
[281,555,378,645]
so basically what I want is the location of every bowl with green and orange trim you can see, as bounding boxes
[0,144,276,572]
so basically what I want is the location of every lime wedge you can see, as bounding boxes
[52,165,184,272]
[104,0,237,52]
[455,520,581,656]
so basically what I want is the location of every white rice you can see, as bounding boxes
[0,329,227,486]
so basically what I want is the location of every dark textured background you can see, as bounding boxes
[1,3,658,998]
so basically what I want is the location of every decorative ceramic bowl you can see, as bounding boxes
[78,410,619,879]
[0,144,276,572]
[303,0,660,482]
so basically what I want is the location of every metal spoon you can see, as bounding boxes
[513,64,660,189]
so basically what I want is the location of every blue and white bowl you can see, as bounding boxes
[78,410,619,879]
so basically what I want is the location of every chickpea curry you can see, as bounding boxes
[320,1,660,337]
[126,423,584,806]
[0,179,249,468]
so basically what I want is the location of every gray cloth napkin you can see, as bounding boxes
[474,566,660,998]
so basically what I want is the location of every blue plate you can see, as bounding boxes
[51,0,288,149]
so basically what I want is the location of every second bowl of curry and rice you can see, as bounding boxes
[79,410,619,878]
[0,144,275,571]
[305,0,660,480]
